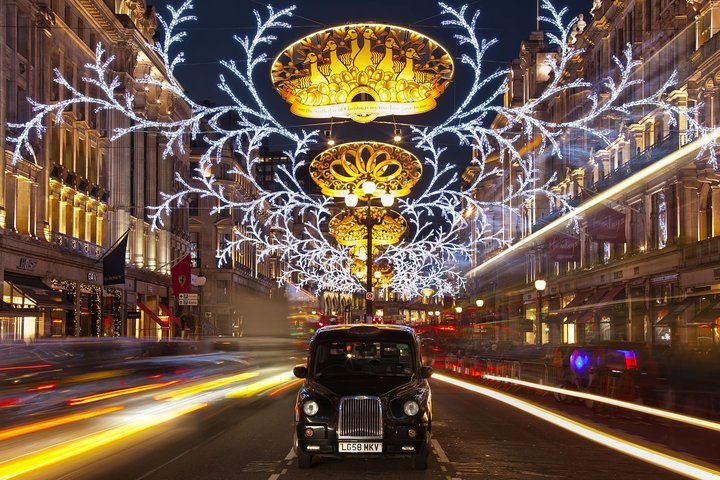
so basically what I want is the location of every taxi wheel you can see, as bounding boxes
[294,432,313,469]
[412,450,428,470]
[297,449,313,469]
[412,436,430,470]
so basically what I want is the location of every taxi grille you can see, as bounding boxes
[337,396,383,439]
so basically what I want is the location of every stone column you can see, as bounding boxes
[5,174,17,231]
[711,186,720,237]
[667,90,688,146]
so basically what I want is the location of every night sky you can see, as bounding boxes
[152,0,578,153]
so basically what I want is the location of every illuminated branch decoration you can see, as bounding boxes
[8,0,719,298]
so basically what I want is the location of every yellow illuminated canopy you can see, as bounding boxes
[309,142,422,198]
[271,23,454,123]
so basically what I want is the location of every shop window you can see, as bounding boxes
[700,183,715,240]
[63,129,73,170]
[89,144,98,184]
[217,280,229,300]
[49,126,61,164]
[17,12,29,59]
[651,191,668,249]
[217,232,232,267]
[629,202,645,252]
[189,232,200,268]
[77,137,86,178]
[188,194,199,216]
[15,179,31,235]
[653,284,671,305]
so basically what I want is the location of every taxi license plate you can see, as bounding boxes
[338,442,382,453]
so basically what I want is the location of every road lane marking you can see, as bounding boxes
[241,461,280,472]
[435,374,720,480]
[432,438,450,463]
[268,475,280,480]
[284,448,295,461]
[132,428,228,480]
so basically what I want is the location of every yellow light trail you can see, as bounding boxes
[465,128,720,278]
[154,371,258,401]
[0,403,207,479]
[434,374,720,480]
[65,369,132,383]
[483,374,720,433]
[67,380,180,406]
[225,371,297,399]
[268,379,304,397]
[0,406,124,442]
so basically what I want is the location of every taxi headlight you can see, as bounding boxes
[403,400,420,416]
[303,400,319,416]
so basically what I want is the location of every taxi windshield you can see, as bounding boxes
[312,340,415,378]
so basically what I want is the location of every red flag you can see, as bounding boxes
[548,234,580,261]
[171,254,192,295]
[587,206,626,243]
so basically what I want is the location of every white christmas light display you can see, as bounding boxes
[8,0,719,298]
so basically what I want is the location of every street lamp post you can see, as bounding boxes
[534,279,546,345]
[345,180,395,322]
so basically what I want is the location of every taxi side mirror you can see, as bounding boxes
[420,366,433,378]
[293,366,308,378]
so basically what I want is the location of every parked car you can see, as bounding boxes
[292,325,433,470]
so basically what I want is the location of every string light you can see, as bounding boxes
[7,0,719,299]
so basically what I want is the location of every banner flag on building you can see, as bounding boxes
[171,254,192,295]
[587,205,626,243]
[548,234,580,261]
[103,231,129,286]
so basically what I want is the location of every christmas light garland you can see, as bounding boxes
[8,0,719,298]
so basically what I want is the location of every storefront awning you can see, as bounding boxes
[569,286,626,324]
[687,300,720,326]
[136,301,168,328]
[159,303,182,328]
[574,289,610,324]
[599,285,626,305]
[656,298,694,326]
[5,273,74,309]
[557,292,589,324]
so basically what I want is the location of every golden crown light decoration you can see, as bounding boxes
[310,142,422,197]
[271,24,454,123]
[329,207,407,247]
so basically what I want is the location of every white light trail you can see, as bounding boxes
[434,373,720,480]
[483,374,720,433]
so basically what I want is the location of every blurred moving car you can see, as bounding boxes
[292,325,433,470]
[565,342,658,403]
[211,337,241,351]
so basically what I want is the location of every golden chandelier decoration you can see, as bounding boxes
[329,207,407,247]
[309,142,422,197]
[349,258,394,287]
[271,23,454,123]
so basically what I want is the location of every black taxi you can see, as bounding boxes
[292,324,433,470]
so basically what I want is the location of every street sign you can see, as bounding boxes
[127,310,141,319]
[178,293,199,306]
[365,291,374,301]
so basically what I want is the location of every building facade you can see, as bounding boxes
[1,0,191,342]
[188,134,287,337]
[465,0,720,347]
